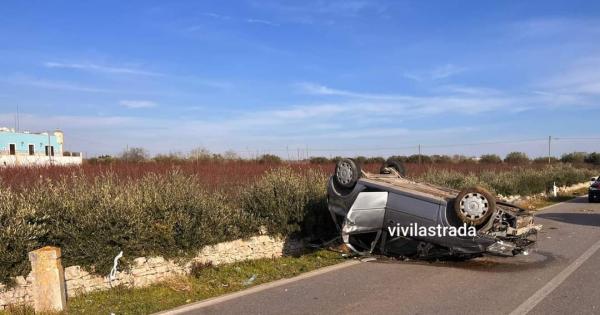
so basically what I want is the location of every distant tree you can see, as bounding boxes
[223,150,240,160]
[504,152,530,164]
[85,155,116,164]
[564,152,586,163]
[479,154,502,164]
[211,154,224,161]
[431,155,453,164]
[585,152,600,165]
[189,147,212,161]
[120,147,148,162]
[365,157,385,164]
[153,152,184,163]
[560,152,587,164]
[450,154,476,164]
[257,154,282,164]
[388,155,408,162]
[354,156,367,165]
[309,156,330,164]
[406,154,432,164]
[331,156,343,163]
[533,156,559,164]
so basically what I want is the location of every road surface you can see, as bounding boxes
[163,197,600,315]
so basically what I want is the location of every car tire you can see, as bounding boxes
[334,158,361,188]
[589,196,594,203]
[454,186,496,225]
[380,158,406,177]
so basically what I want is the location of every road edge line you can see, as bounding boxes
[154,259,361,315]
[509,237,600,315]
[535,195,584,212]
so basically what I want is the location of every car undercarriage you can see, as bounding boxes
[327,158,542,259]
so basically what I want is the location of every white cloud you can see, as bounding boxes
[202,12,232,20]
[404,64,466,82]
[539,58,600,95]
[246,18,279,26]
[511,17,600,38]
[296,82,510,114]
[119,100,158,109]
[44,62,162,76]
[4,76,115,93]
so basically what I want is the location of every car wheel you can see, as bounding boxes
[334,158,361,188]
[454,186,496,226]
[380,158,406,177]
[589,196,594,203]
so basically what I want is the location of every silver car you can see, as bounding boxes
[327,158,541,258]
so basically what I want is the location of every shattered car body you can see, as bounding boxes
[327,159,541,259]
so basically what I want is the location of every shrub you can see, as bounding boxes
[388,155,408,162]
[0,189,49,284]
[504,152,529,164]
[364,157,385,164]
[354,156,367,165]
[451,155,477,164]
[0,171,258,283]
[257,154,282,164]
[533,157,559,164]
[406,154,432,164]
[240,167,332,238]
[418,165,595,196]
[120,147,149,162]
[585,152,600,165]
[560,152,587,164]
[431,155,453,164]
[479,154,502,164]
[309,157,330,164]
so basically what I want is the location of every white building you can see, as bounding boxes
[0,127,82,166]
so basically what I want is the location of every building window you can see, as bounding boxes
[9,144,16,155]
[28,144,35,155]
[45,146,54,156]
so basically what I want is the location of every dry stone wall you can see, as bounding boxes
[0,235,303,310]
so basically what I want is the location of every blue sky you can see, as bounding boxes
[1,0,599,158]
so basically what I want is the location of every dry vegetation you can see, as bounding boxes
[0,158,597,284]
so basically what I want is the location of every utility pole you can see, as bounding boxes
[418,144,422,164]
[16,104,19,132]
[47,131,52,164]
[548,136,552,164]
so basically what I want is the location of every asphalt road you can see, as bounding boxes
[166,197,600,315]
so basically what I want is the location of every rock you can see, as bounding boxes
[147,257,165,265]
[133,257,147,266]
[64,266,81,280]
[14,276,27,286]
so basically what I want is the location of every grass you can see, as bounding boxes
[1,249,346,315]
[516,186,590,210]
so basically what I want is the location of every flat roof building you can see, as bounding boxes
[0,127,82,166]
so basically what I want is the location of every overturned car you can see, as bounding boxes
[327,158,541,259]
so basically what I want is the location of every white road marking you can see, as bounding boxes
[155,260,361,315]
[510,237,600,315]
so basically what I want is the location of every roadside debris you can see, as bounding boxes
[109,251,123,287]
[243,274,257,286]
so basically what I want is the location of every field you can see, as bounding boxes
[0,160,568,191]
[0,159,597,284]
